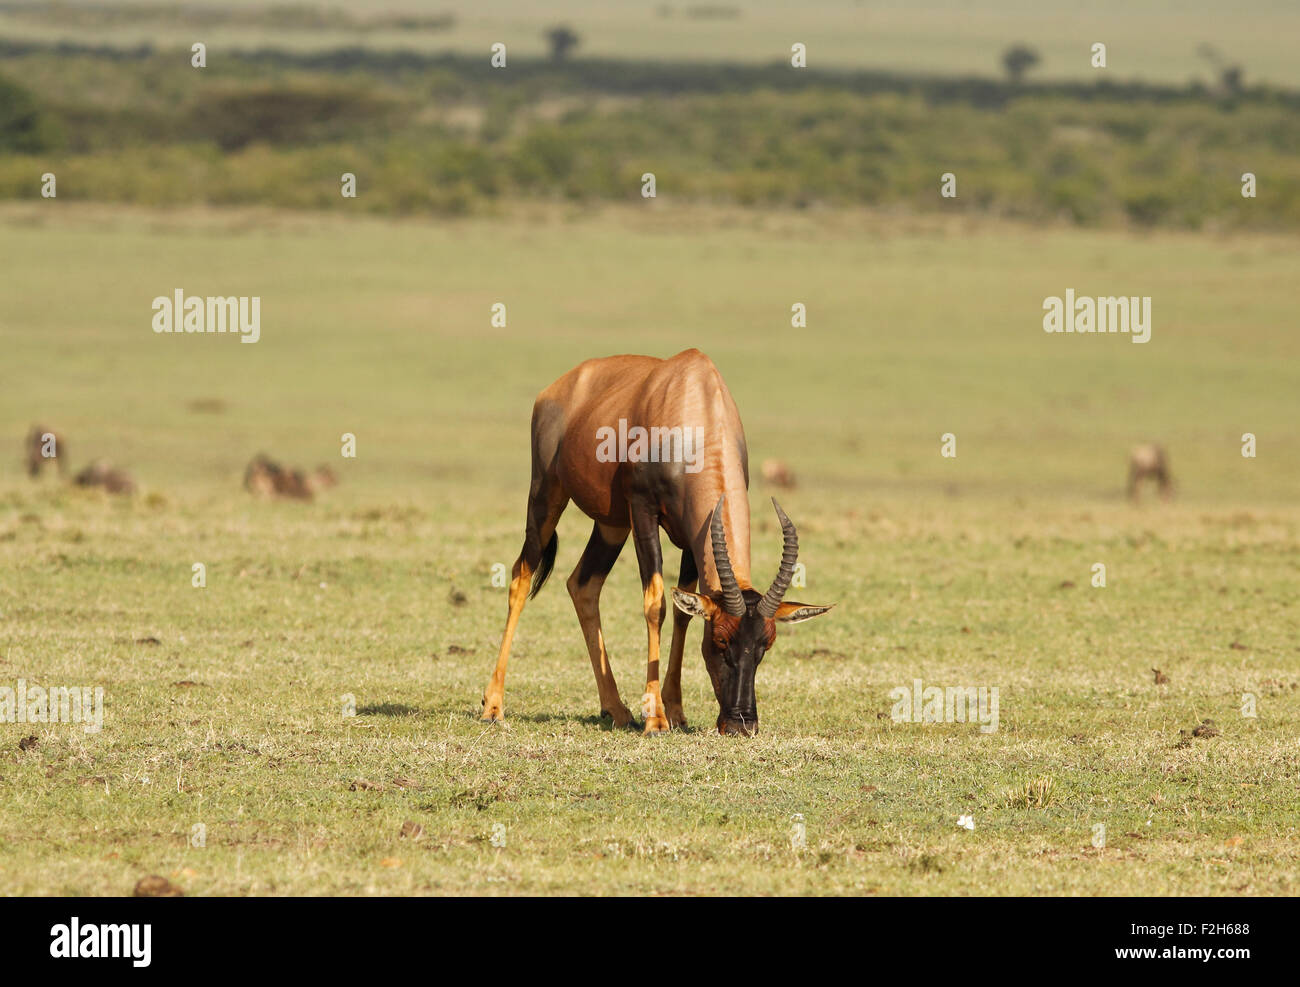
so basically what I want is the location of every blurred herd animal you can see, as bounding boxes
[25,424,135,494]
[760,457,796,489]
[24,425,66,477]
[1128,443,1172,503]
[74,459,137,495]
[243,454,337,501]
[24,426,338,501]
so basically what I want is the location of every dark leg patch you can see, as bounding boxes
[576,523,626,585]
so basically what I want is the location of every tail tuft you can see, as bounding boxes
[528,532,558,600]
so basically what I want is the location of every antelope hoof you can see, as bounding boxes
[481,694,504,723]
[664,702,688,730]
[601,704,636,729]
[642,715,671,735]
[718,717,759,737]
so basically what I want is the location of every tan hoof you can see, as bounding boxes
[642,715,671,735]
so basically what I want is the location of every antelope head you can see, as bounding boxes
[671,497,834,736]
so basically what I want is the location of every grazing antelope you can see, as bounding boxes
[1127,443,1172,503]
[24,425,67,478]
[760,457,796,489]
[244,454,286,497]
[310,464,338,492]
[244,454,336,501]
[74,459,136,495]
[480,349,833,736]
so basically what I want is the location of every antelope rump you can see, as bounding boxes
[480,349,834,736]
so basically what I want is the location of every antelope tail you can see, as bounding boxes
[528,531,558,600]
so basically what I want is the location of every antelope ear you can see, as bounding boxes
[773,601,834,623]
[671,588,719,620]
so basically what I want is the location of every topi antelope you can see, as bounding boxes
[244,454,336,501]
[480,349,833,736]
[760,457,796,489]
[74,459,136,495]
[24,425,67,478]
[1127,443,1172,503]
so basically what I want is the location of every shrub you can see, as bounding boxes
[0,72,59,152]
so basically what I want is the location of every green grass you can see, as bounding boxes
[1,202,1298,894]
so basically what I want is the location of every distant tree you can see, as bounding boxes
[1001,45,1040,84]
[545,25,580,63]
[1196,44,1243,95]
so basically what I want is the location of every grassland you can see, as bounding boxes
[1,202,1297,894]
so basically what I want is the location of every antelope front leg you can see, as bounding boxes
[640,572,670,734]
[630,504,670,734]
[662,609,690,728]
[662,550,698,729]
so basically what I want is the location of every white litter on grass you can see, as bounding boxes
[957,814,975,831]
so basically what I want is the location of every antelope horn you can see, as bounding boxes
[710,496,746,617]
[756,499,798,619]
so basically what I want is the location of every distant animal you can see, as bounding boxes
[311,465,338,492]
[74,459,136,495]
[480,349,834,737]
[24,425,67,477]
[244,454,336,501]
[760,458,796,489]
[243,454,282,497]
[1128,443,1172,503]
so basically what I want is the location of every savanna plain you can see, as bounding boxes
[2,200,1297,894]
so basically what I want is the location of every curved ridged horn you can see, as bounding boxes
[756,499,798,619]
[710,496,746,617]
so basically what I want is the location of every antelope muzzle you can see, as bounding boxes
[716,661,759,737]
[718,714,759,737]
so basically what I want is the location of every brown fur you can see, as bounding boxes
[1128,443,1172,503]
[708,611,775,653]
[536,349,755,589]
[244,455,337,501]
[74,459,136,495]
[760,458,796,489]
[24,425,66,478]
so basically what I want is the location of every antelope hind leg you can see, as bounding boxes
[568,522,635,728]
